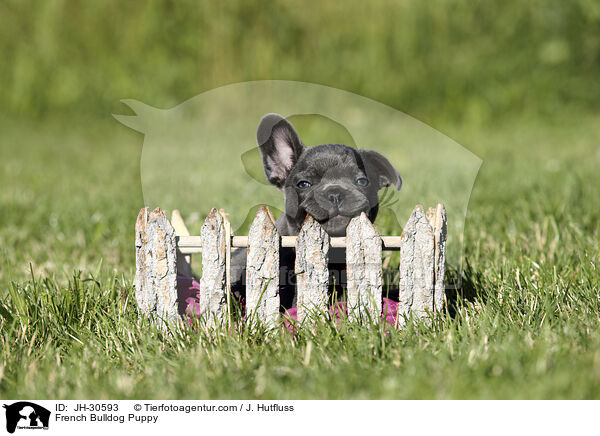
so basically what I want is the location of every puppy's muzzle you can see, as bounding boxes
[324,185,344,206]
[304,186,371,224]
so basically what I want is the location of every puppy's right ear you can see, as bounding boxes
[257,113,305,189]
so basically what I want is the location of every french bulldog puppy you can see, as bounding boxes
[257,113,402,237]
[231,114,402,309]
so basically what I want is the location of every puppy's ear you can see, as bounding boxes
[358,149,402,190]
[257,113,305,189]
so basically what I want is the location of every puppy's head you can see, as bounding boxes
[257,114,402,236]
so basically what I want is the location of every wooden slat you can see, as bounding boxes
[171,209,190,236]
[346,213,382,324]
[176,235,403,253]
[246,206,280,328]
[220,209,232,328]
[295,215,329,323]
[427,204,447,314]
[198,208,228,327]
[398,205,435,327]
[135,207,178,327]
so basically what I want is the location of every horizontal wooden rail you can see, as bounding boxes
[176,235,403,253]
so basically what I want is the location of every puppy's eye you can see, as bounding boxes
[356,177,369,187]
[297,180,312,189]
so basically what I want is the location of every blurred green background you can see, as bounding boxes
[1,0,599,123]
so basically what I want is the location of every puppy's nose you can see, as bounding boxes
[325,187,345,205]
[328,193,341,204]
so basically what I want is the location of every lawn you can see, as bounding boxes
[1,111,599,399]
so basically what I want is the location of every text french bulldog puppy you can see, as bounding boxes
[231,114,402,309]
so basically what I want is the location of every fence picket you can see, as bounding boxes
[295,215,330,323]
[246,206,280,328]
[427,204,447,314]
[198,208,229,327]
[398,205,435,326]
[346,213,382,324]
[134,207,178,327]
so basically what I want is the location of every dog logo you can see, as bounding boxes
[2,402,50,433]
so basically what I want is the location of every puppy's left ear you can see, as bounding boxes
[358,149,402,190]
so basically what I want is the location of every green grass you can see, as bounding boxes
[1,112,600,399]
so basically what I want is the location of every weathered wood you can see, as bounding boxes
[295,215,330,323]
[171,209,193,277]
[427,204,447,313]
[246,206,280,328]
[135,207,178,326]
[398,205,435,326]
[198,208,229,327]
[346,213,382,324]
[176,235,404,254]
[220,209,232,328]
[136,202,449,328]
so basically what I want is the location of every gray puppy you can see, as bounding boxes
[257,113,402,237]
[232,113,402,308]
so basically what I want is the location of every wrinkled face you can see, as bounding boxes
[285,144,376,236]
[257,113,402,236]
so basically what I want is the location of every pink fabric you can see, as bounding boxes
[177,275,400,330]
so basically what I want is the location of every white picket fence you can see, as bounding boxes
[134,204,447,329]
